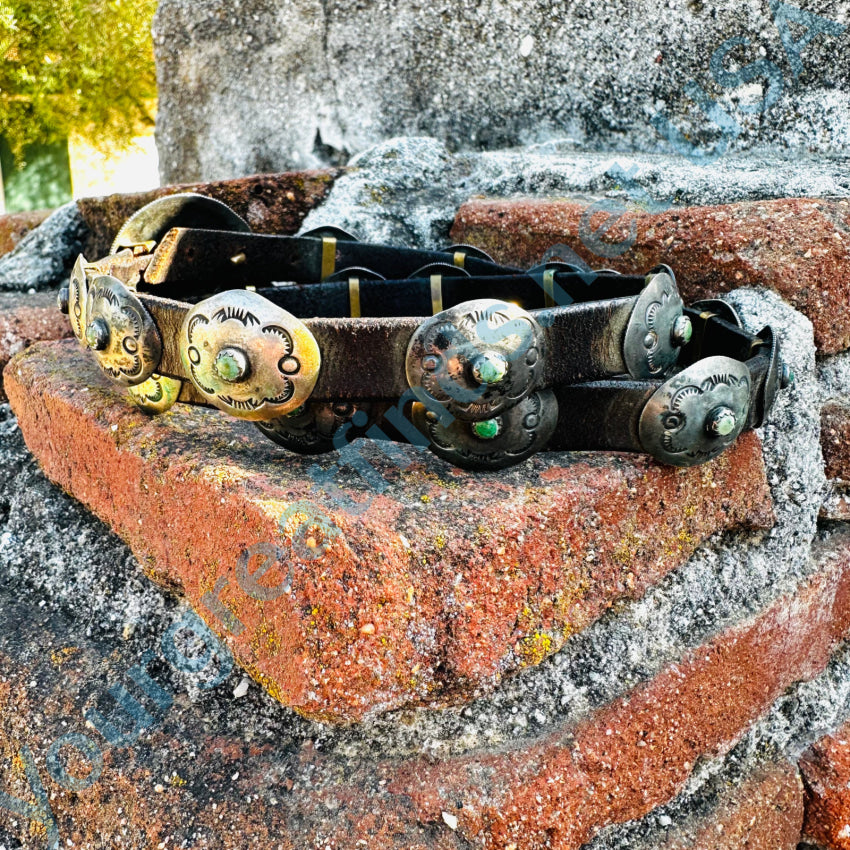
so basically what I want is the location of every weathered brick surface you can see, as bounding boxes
[388,533,850,848]
[0,209,50,257]
[0,293,72,401]
[0,526,846,849]
[651,760,803,850]
[801,719,850,849]
[76,169,340,259]
[4,340,773,723]
[823,402,850,484]
[451,197,850,354]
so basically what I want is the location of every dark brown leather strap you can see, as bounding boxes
[141,229,523,293]
[546,351,770,453]
[140,292,636,401]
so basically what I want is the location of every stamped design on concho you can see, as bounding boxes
[257,402,374,454]
[68,255,90,343]
[405,298,545,422]
[84,275,162,385]
[180,290,320,421]
[128,374,183,414]
[411,389,558,470]
[624,269,689,379]
[639,355,751,467]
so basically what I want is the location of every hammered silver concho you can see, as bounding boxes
[128,374,183,414]
[623,268,691,379]
[68,255,90,343]
[411,390,559,470]
[639,355,751,466]
[83,275,162,386]
[180,290,321,421]
[405,299,546,422]
[256,402,374,454]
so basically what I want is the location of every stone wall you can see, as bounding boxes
[151,0,850,182]
[1,143,850,845]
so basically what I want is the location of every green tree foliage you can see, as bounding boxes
[0,0,158,159]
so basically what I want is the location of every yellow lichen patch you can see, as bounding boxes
[197,558,224,598]
[50,646,81,666]
[520,632,553,667]
[675,525,697,550]
[367,184,390,205]
[250,621,282,659]
[224,597,243,625]
[244,663,285,704]
[200,462,253,487]
[257,498,297,525]
[516,604,534,629]
[430,476,461,490]
[612,525,644,566]
[553,568,592,621]
[169,773,187,787]
[662,525,699,558]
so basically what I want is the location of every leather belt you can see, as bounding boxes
[58,193,791,470]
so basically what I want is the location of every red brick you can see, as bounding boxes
[0,528,845,849]
[0,588,466,850]
[385,532,850,848]
[4,340,773,723]
[801,719,850,848]
[0,209,50,257]
[659,760,803,850]
[451,197,850,354]
[823,402,850,483]
[0,293,72,401]
[76,170,341,259]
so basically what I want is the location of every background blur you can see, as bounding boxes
[0,0,160,212]
[1,0,847,210]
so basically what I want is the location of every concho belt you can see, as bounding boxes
[58,194,791,470]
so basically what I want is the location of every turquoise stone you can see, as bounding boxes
[214,348,248,382]
[473,352,509,385]
[472,419,500,440]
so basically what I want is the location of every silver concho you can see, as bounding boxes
[128,374,183,414]
[411,389,558,470]
[256,402,372,454]
[84,276,162,386]
[68,255,90,343]
[623,269,688,379]
[180,290,321,421]
[405,299,545,422]
[638,356,751,467]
